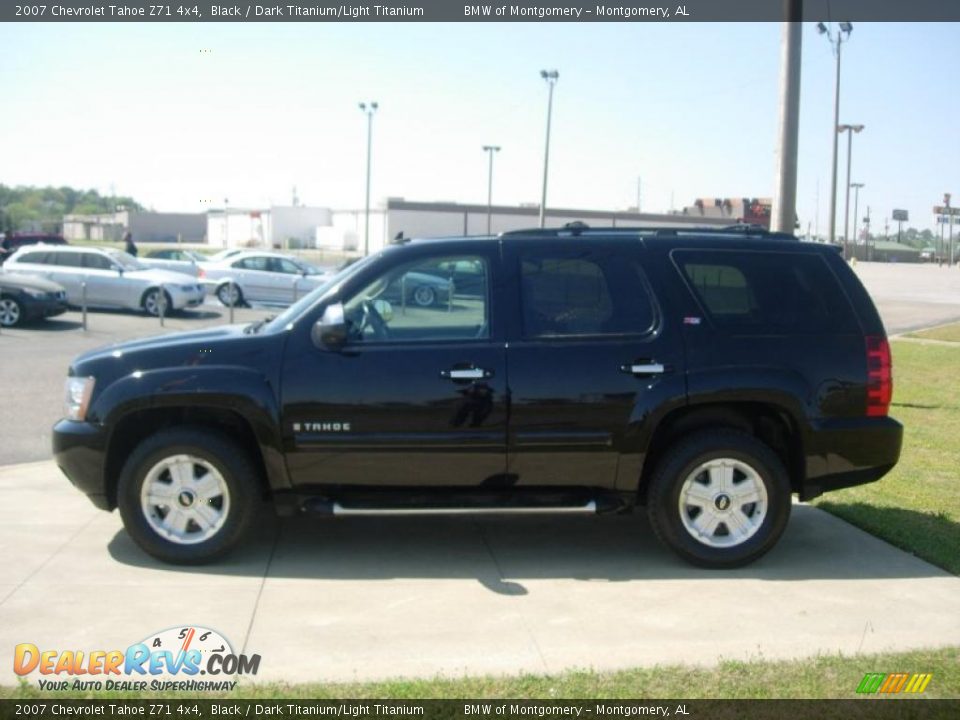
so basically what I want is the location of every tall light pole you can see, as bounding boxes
[359,101,378,256]
[818,21,853,250]
[840,123,865,257]
[850,182,864,258]
[538,69,559,228]
[636,176,642,212]
[482,145,501,235]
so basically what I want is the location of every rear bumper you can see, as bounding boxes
[801,416,903,501]
[52,419,112,510]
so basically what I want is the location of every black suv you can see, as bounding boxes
[53,227,902,567]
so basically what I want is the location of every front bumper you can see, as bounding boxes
[21,293,68,320]
[167,285,206,310]
[52,419,112,510]
[801,416,904,501]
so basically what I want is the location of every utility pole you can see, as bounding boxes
[636,176,642,212]
[818,22,853,248]
[482,145,501,235]
[359,101,378,256]
[839,124,865,258]
[771,0,802,234]
[538,69,559,228]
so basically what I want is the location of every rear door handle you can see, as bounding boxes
[621,361,667,376]
[441,367,492,381]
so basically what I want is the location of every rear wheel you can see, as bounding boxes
[117,427,262,564]
[0,296,23,327]
[646,429,791,568]
[412,285,436,307]
[217,282,243,308]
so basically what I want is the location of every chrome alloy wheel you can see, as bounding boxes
[0,298,21,326]
[140,454,230,545]
[678,458,768,548]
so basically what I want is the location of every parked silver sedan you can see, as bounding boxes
[3,245,205,316]
[199,251,331,307]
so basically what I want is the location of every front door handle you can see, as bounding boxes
[621,361,667,376]
[441,367,492,381]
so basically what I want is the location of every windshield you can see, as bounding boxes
[261,252,385,333]
[106,250,143,271]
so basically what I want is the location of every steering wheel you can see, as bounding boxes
[360,299,390,340]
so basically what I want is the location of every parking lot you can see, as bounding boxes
[1,260,960,684]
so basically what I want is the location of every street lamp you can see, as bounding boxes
[850,182,864,258]
[818,21,853,251]
[482,145,501,235]
[538,69,559,229]
[359,101,378,256]
[839,123,865,257]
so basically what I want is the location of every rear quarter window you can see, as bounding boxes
[673,249,859,334]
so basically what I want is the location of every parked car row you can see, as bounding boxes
[0,242,487,328]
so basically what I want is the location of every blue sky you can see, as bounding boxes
[1,21,957,234]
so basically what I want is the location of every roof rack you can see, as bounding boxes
[501,224,798,241]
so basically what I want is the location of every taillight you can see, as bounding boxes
[865,336,892,417]
[198,268,205,278]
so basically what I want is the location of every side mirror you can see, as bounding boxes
[115,265,124,275]
[311,303,347,351]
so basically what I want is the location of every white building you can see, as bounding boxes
[207,206,332,250]
[322,198,738,255]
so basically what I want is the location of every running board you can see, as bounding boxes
[331,500,598,516]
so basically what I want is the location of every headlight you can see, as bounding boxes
[64,377,95,422]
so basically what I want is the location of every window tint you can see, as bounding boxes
[343,255,489,343]
[83,253,114,270]
[235,256,270,271]
[675,250,858,334]
[52,252,84,268]
[519,250,655,337]
[18,251,49,265]
[272,258,302,274]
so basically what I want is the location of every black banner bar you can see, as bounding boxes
[3,0,960,23]
[1,700,959,720]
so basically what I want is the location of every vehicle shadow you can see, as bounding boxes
[106,504,953,590]
[15,318,85,332]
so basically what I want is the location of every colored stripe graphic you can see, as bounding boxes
[857,672,932,694]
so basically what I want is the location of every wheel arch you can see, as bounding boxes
[637,401,805,504]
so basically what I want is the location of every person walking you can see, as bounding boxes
[123,230,137,257]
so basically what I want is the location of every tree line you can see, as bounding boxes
[0,185,144,234]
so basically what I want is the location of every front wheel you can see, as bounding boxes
[117,428,262,564]
[142,288,173,317]
[0,296,24,327]
[646,429,791,568]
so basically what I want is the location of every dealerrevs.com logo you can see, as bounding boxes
[14,626,260,692]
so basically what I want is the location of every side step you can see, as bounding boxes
[326,500,597,517]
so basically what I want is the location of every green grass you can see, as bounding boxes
[905,321,960,343]
[815,340,960,574]
[1,647,958,700]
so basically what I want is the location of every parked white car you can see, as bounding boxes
[139,248,207,277]
[4,245,206,316]
[199,251,331,306]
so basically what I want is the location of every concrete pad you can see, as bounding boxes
[2,461,960,686]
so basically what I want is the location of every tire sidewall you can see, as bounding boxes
[217,283,242,307]
[0,296,23,327]
[117,431,258,564]
[649,433,791,568]
[413,285,435,307]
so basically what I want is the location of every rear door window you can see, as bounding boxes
[52,252,84,268]
[518,249,656,338]
[673,250,858,334]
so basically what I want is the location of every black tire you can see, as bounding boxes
[646,429,791,568]
[217,283,244,308]
[117,427,262,564]
[0,295,24,327]
[411,285,436,307]
[142,288,173,317]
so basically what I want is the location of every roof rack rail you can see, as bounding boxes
[501,225,798,241]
